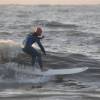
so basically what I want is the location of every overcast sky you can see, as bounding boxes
[0,0,100,5]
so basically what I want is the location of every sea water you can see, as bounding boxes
[0,5,100,100]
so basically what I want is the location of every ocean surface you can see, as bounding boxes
[0,5,100,100]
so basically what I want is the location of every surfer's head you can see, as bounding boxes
[32,27,43,36]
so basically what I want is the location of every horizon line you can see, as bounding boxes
[0,4,100,6]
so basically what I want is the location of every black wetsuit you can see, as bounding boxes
[22,33,46,70]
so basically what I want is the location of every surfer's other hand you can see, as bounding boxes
[44,52,46,56]
[42,35,45,39]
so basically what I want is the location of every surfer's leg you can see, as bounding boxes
[36,52,43,70]
[23,47,37,67]
[22,47,43,69]
[30,48,43,70]
[29,48,37,68]
[31,56,36,67]
[31,48,43,70]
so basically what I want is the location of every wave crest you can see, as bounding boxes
[34,20,78,28]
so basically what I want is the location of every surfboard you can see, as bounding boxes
[9,65,88,76]
[34,67,88,76]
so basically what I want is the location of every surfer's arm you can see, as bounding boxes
[36,38,46,54]
[37,35,45,39]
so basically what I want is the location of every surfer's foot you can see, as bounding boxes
[41,67,48,72]
[32,67,35,70]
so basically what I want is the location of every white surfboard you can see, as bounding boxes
[9,66,88,76]
[34,67,88,76]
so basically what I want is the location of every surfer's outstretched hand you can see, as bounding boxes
[44,53,46,56]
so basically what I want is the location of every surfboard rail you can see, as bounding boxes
[34,67,88,76]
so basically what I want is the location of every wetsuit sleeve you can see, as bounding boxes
[36,38,46,54]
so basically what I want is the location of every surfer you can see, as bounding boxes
[22,27,46,71]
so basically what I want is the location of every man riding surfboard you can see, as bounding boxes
[22,27,46,71]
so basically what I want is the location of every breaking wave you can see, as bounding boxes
[0,40,100,81]
[34,20,78,28]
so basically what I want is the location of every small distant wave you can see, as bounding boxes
[46,21,78,28]
[57,8,69,12]
[90,37,100,45]
[0,32,11,35]
[8,24,32,30]
[66,30,95,37]
[34,20,78,28]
